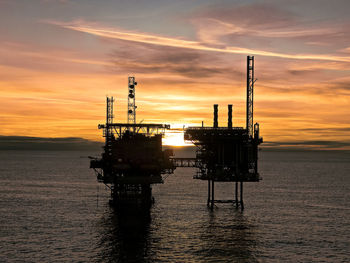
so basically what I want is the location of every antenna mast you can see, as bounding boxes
[127,77,137,131]
[105,96,114,156]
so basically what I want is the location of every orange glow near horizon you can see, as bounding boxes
[163,130,193,147]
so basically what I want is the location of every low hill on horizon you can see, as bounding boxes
[1,135,349,153]
[0,136,103,151]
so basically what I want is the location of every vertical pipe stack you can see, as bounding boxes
[228,104,232,128]
[213,104,218,128]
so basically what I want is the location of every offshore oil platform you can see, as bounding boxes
[90,77,175,208]
[90,56,262,210]
[182,56,262,210]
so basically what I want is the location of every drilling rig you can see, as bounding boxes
[91,56,262,211]
[177,56,263,210]
[90,77,175,208]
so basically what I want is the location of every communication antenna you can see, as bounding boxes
[127,77,137,131]
[105,96,114,156]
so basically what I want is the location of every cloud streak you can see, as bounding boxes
[49,21,350,63]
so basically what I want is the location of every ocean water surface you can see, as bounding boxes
[0,150,349,262]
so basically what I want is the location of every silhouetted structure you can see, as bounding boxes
[91,56,262,210]
[176,56,263,210]
[90,77,175,208]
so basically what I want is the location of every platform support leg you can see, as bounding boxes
[235,181,239,208]
[211,180,215,209]
[207,179,211,206]
[240,181,244,211]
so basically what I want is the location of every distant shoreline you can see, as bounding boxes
[1,136,350,152]
[0,136,103,151]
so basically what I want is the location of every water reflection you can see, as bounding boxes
[95,208,151,263]
[198,208,259,262]
[94,204,259,262]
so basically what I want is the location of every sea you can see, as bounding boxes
[0,149,349,262]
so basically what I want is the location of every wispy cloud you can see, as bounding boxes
[108,43,241,78]
[193,17,342,40]
[339,47,350,53]
[0,41,111,69]
[47,20,350,63]
[191,3,349,41]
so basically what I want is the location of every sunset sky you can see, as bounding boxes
[1,0,350,149]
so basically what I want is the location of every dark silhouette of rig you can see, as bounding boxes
[90,56,262,210]
[90,77,175,208]
[173,56,262,210]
